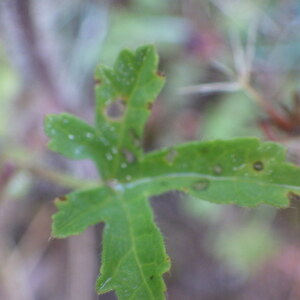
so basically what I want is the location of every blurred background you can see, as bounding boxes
[1,0,300,299]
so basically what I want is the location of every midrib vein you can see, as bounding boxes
[118,196,156,299]
[111,56,151,177]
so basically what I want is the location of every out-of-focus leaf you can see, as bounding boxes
[212,222,279,274]
[101,12,190,64]
[202,93,260,140]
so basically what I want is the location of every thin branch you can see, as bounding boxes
[2,149,100,190]
[179,81,241,95]
[24,161,100,190]
[245,20,259,75]
[210,59,236,78]
[238,77,293,131]
[230,32,247,77]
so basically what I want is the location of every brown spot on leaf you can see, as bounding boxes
[94,78,101,85]
[201,147,209,154]
[147,102,153,110]
[288,192,300,202]
[253,161,264,171]
[57,196,67,202]
[287,192,300,209]
[156,70,165,77]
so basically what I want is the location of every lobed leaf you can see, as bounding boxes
[96,194,170,300]
[52,186,113,237]
[45,45,300,300]
[116,138,300,207]
[45,113,106,173]
[54,188,170,299]
[94,45,165,179]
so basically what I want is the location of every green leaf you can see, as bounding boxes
[45,45,300,300]
[94,45,165,179]
[45,114,105,172]
[53,188,170,299]
[52,187,113,237]
[123,138,300,207]
[201,92,260,139]
[96,194,169,299]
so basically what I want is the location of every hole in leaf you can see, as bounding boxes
[165,149,178,164]
[253,161,264,171]
[122,149,135,163]
[192,179,210,191]
[105,99,126,121]
[213,165,222,175]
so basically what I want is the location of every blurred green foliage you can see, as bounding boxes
[0,47,18,136]
[212,221,279,275]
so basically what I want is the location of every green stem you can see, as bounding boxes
[2,147,100,190]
